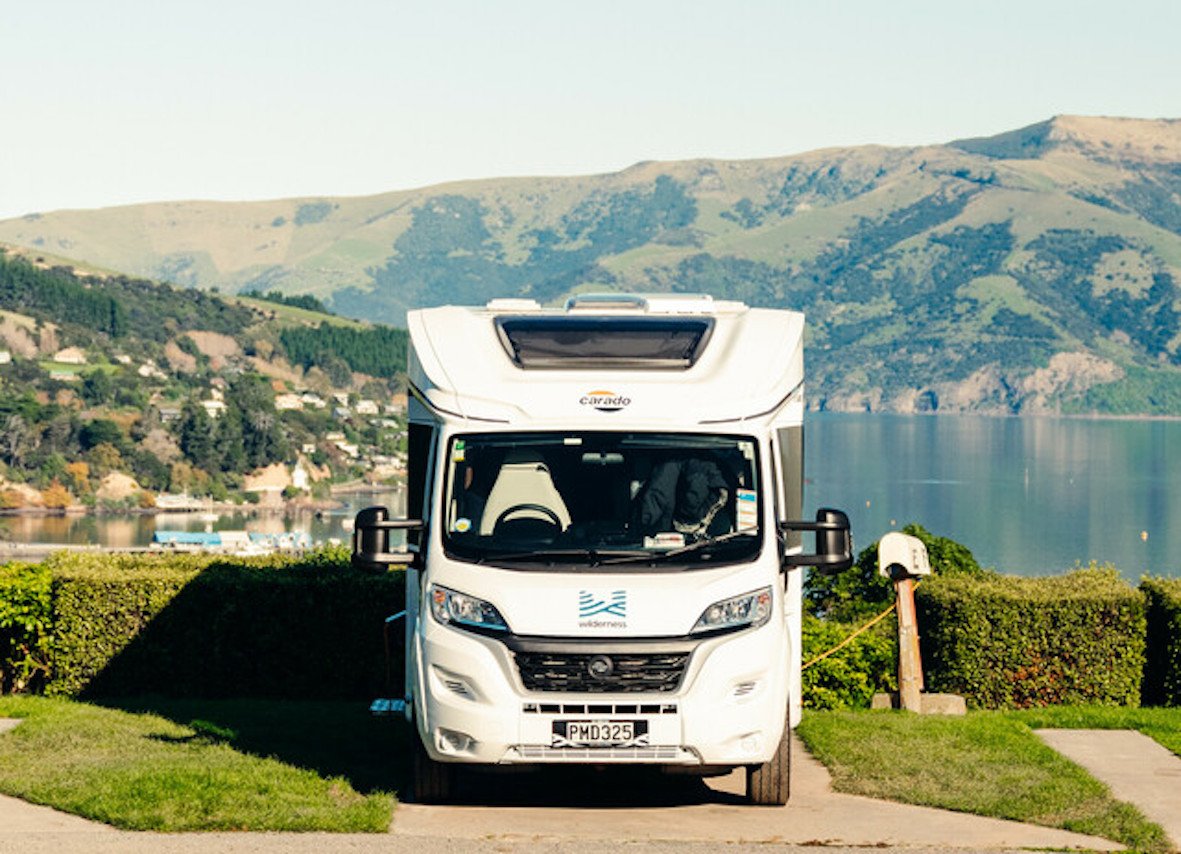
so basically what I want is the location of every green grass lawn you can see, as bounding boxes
[0,696,402,831]
[798,707,1176,852]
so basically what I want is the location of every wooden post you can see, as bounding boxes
[895,577,923,711]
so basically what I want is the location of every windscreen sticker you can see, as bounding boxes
[736,488,758,530]
[644,532,685,550]
[453,517,471,533]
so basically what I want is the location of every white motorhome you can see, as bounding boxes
[353,293,851,805]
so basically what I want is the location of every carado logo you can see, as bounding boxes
[580,389,631,412]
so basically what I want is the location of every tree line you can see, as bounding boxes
[279,323,407,379]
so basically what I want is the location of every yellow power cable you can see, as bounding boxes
[801,581,921,671]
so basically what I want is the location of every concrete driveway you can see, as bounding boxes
[391,735,1119,850]
[0,718,1123,853]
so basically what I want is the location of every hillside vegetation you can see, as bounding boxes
[3,115,1181,414]
[0,250,408,505]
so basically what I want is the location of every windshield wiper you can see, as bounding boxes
[597,528,759,566]
[476,548,652,566]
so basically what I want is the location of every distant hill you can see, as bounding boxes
[0,248,408,503]
[3,115,1181,415]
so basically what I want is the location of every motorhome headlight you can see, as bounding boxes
[691,586,773,634]
[429,584,509,632]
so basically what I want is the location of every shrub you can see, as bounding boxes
[32,548,405,699]
[0,562,52,692]
[1142,577,1181,706]
[40,480,73,509]
[805,523,985,622]
[0,489,24,509]
[916,566,1145,708]
[801,614,896,709]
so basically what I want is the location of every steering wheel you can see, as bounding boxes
[493,503,562,529]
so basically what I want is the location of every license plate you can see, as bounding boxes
[553,719,647,746]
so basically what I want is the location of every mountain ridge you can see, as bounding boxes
[3,115,1181,415]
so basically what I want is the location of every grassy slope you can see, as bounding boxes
[231,294,367,330]
[798,708,1171,851]
[0,696,396,832]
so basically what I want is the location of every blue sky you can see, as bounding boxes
[2,0,1179,219]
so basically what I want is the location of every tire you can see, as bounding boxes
[412,726,456,804]
[746,715,791,806]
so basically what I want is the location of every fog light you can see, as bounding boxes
[438,728,475,754]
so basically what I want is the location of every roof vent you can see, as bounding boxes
[565,293,648,313]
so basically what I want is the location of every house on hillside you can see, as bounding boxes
[355,399,379,416]
[0,351,10,365]
[53,347,87,365]
[200,399,226,419]
[274,393,303,411]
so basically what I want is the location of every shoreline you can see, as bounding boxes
[0,483,405,520]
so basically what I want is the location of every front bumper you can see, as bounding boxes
[413,616,790,766]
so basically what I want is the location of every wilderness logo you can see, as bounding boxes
[579,390,631,412]
[578,589,627,629]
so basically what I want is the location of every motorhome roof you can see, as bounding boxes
[406,294,805,426]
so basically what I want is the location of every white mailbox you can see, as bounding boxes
[878,532,932,580]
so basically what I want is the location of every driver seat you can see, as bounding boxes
[480,453,572,535]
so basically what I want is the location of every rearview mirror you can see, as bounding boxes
[780,508,853,573]
[352,506,424,570]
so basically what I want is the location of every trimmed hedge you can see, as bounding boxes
[1142,578,1181,706]
[916,566,1146,709]
[2,549,405,699]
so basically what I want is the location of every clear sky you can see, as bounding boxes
[2,0,1179,219]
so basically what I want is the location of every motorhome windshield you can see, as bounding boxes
[442,432,761,568]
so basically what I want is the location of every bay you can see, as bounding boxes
[805,413,1181,578]
[3,415,1177,578]
[0,489,404,552]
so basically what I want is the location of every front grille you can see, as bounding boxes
[515,651,690,693]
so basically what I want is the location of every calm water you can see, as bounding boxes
[0,490,404,551]
[3,416,1178,577]
[805,414,1181,578]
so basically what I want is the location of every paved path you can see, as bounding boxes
[0,718,1122,853]
[393,735,1119,850]
[1038,728,1181,850]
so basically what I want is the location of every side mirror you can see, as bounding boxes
[352,506,424,570]
[780,507,853,573]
